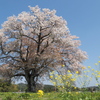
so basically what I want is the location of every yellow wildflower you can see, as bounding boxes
[76,71,79,74]
[68,92,71,94]
[98,61,100,63]
[53,82,56,85]
[82,67,86,70]
[66,81,68,84]
[96,83,99,86]
[95,70,98,73]
[95,63,98,65]
[68,74,72,78]
[74,87,76,89]
[88,66,91,68]
[62,65,65,67]
[37,90,44,97]
[58,86,60,88]
[50,76,53,78]
[68,70,70,73]
[92,73,94,75]
[71,78,76,81]
[76,92,79,94]
[98,72,100,74]
[62,86,64,89]
[96,75,100,78]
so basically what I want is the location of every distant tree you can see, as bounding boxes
[0,6,87,92]
[0,79,10,92]
[0,79,18,92]
[0,64,13,84]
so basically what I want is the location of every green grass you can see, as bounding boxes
[0,92,100,100]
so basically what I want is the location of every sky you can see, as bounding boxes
[0,0,100,86]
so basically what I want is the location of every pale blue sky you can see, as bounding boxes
[0,0,100,86]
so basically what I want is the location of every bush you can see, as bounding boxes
[0,79,18,92]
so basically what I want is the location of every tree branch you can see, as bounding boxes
[22,34,38,44]
[14,73,25,76]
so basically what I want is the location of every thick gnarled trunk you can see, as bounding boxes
[27,78,36,92]
[25,70,37,92]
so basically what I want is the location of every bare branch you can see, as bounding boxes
[14,73,25,76]
[22,34,38,43]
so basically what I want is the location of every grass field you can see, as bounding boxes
[0,92,100,100]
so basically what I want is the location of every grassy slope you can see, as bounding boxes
[0,92,100,100]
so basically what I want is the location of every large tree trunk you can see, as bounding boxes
[27,78,36,92]
[25,70,37,92]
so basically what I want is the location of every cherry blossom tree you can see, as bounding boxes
[0,6,87,92]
